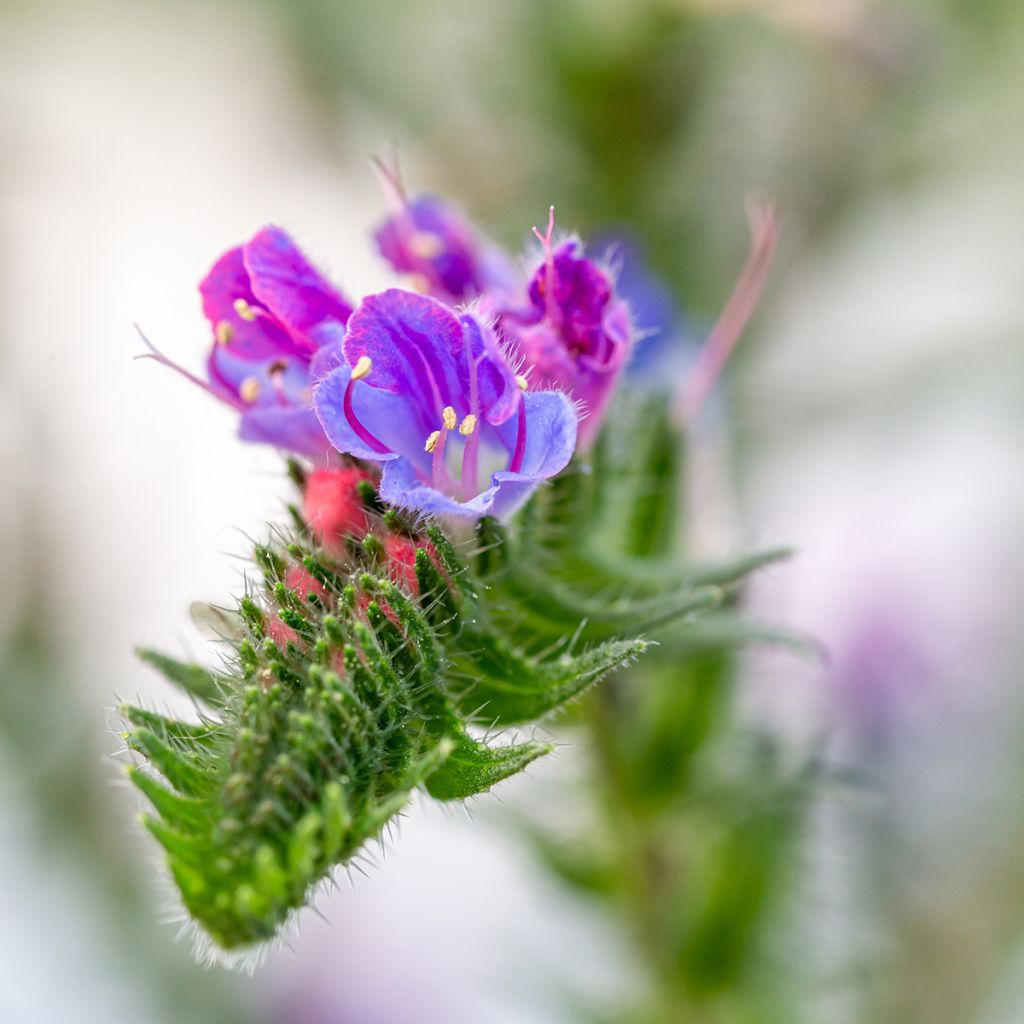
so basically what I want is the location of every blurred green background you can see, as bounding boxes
[2,1,1023,1021]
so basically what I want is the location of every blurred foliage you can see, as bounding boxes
[509,403,812,1023]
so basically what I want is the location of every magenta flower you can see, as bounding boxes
[313,288,577,519]
[497,210,632,448]
[193,226,353,456]
[371,162,515,305]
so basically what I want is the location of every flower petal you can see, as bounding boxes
[378,390,578,521]
[456,314,520,425]
[374,194,515,302]
[493,390,577,478]
[238,406,333,459]
[313,364,429,469]
[342,289,464,420]
[200,246,299,361]
[243,226,353,349]
[379,458,499,518]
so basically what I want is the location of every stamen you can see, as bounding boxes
[674,198,779,424]
[515,374,529,392]
[268,359,288,403]
[508,398,527,475]
[408,273,431,294]
[240,376,261,403]
[442,406,457,431]
[459,348,482,500]
[233,297,258,322]
[428,422,455,494]
[343,369,390,455]
[215,320,235,345]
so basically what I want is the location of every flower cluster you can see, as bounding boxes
[154,177,659,519]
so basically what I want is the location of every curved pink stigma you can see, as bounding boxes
[674,197,779,424]
[134,327,245,411]
[532,205,558,323]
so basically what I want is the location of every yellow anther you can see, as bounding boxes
[409,273,431,294]
[424,430,442,454]
[409,231,444,259]
[239,376,261,403]
[442,406,457,431]
[515,374,529,391]
[215,320,235,345]
[233,297,258,322]
[459,414,478,437]
[351,355,373,380]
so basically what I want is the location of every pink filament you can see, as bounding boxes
[344,377,391,454]
[459,352,482,499]
[673,198,779,424]
[508,399,527,474]
[431,427,457,494]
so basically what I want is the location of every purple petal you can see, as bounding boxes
[244,226,353,349]
[200,246,299,360]
[342,289,464,419]
[527,241,612,358]
[374,194,515,302]
[456,315,520,425]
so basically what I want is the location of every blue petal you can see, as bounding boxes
[238,406,332,459]
[309,331,347,382]
[379,390,578,521]
[313,365,431,470]
[379,458,513,519]
[493,390,578,477]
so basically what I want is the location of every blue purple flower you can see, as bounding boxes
[371,162,516,304]
[496,211,632,448]
[312,288,577,519]
[196,226,353,456]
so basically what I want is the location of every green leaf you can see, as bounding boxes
[425,730,553,800]
[135,648,225,705]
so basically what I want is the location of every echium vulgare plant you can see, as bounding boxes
[124,165,784,964]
